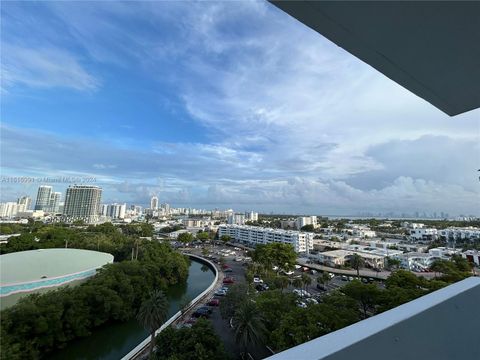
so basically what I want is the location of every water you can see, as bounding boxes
[49,260,215,360]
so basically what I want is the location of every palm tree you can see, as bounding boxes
[350,254,365,277]
[137,290,170,358]
[301,273,312,293]
[232,300,267,356]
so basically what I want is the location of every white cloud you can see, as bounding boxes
[1,44,99,91]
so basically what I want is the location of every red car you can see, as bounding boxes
[208,298,220,306]
[222,264,230,269]
[223,277,235,284]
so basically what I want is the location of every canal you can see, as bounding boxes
[50,259,215,360]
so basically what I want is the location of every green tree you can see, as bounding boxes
[300,224,315,232]
[342,280,381,318]
[386,257,401,270]
[220,283,250,320]
[137,290,170,357]
[177,232,194,244]
[220,235,231,244]
[317,272,330,287]
[154,319,227,360]
[232,300,267,355]
[349,254,365,277]
[196,231,210,243]
[301,273,312,292]
[252,243,297,271]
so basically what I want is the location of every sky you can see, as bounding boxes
[1,0,479,216]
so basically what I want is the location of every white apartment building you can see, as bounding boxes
[218,224,314,253]
[296,216,317,229]
[439,227,480,241]
[62,185,102,224]
[227,213,246,225]
[409,227,438,241]
[0,202,19,218]
[16,196,31,212]
[245,211,259,222]
[102,203,126,219]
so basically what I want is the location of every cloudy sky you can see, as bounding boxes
[1,1,479,216]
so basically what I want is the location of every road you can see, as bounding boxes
[185,244,272,360]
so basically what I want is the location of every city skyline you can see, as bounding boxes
[1,1,479,216]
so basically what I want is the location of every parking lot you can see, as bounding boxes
[181,244,271,359]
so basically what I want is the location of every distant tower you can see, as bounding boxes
[17,196,32,212]
[49,192,62,213]
[35,185,52,211]
[63,185,102,224]
[150,196,159,210]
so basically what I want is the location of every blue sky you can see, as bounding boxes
[1,1,479,216]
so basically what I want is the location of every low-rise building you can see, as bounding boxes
[439,227,480,241]
[218,224,314,253]
[462,250,480,266]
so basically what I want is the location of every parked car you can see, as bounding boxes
[310,269,317,275]
[208,298,220,306]
[348,276,354,281]
[305,298,318,305]
[272,265,279,271]
[293,289,311,297]
[197,306,212,314]
[234,257,243,262]
[296,301,307,308]
[316,284,327,291]
[214,289,227,296]
[328,272,335,279]
[294,265,302,270]
[255,283,269,292]
[341,275,348,281]
[223,277,235,284]
[253,276,263,283]
[222,264,230,269]
[192,308,210,318]
[302,267,310,272]
[224,268,233,273]
[283,270,294,276]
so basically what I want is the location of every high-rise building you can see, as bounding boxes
[105,203,126,219]
[0,202,19,218]
[227,213,245,225]
[49,192,61,213]
[35,185,52,211]
[245,211,259,222]
[296,216,317,229]
[150,196,159,210]
[16,196,32,212]
[62,185,102,224]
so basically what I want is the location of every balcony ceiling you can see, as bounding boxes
[270,1,480,116]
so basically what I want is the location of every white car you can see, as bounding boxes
[235,257,243,262]
[272,266,279,271]
[283,270,294,276]
[253,277,263,283]
[294,265,302,270]
[296,301,307,308]
[305,298,318,305]
[214,289,227,296]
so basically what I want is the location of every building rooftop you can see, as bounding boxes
[0,248,114,285]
